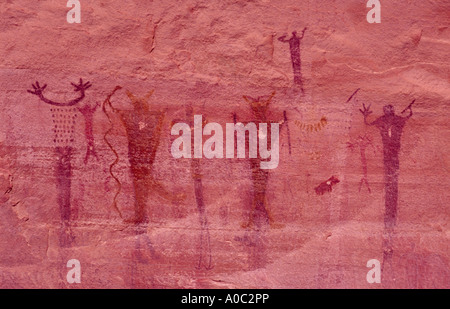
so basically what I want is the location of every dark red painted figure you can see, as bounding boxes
[361,102,413,229]
[278,27,307,93]
[28,78,92,247]
[361,101,414,279]
[314,176,340,195]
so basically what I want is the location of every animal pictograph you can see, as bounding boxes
[314,176,340,195]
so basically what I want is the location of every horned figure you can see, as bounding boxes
[103,89,184,262]
[235,92,287,230]
[278,27,307,93]
[27,78,93,247]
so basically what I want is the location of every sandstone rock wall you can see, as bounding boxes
[0,0,448,288]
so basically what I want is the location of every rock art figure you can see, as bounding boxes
[360,100,414,277]
[172,106,213,270]
[103,88,184,264]
[360,101,414,229]
[235,92,286,229]
[28,78,92,247]
[278,27,307,93]
[347,133,377,193]
[314,176,340,195]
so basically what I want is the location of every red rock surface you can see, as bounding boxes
[0,0,448,288]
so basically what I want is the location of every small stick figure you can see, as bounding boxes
[278,27,307,93]
[347,133,377,193]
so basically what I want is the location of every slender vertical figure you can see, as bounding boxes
[360,100,414,277]
[347,133,376,193]
[187,106,212,269]
[28,78,92,247]
[278,27,307,93]
[78,103,100,164]
[171,106,212,269]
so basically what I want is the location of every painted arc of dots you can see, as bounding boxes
[51,108,77,145]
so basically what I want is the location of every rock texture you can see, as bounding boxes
[0,0,448,288]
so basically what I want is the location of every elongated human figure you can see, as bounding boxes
[361,101,414,277]
[28,79,92,247]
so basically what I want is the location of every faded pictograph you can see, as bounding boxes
[345,88,379,192]
[171,106,213,270]
[347,133,378,193]
[360,100,414,279]
[78,103,99,164]
[294,116,328,133]
[27,78,93,247]
[278,27,307,93]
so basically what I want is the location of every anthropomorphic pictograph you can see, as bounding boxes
[235,92,288,229]
[28,78,92,247]
[278,27,307,93]
[103,89,184,264]
[360,100,414,277]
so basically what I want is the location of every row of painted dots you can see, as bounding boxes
[51,109,76,144]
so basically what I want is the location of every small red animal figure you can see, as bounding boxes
[314,176,340,195]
